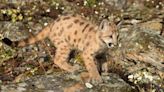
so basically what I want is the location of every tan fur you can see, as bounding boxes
[17,14,118,84]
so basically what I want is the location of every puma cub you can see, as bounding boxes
[3,14,118,83]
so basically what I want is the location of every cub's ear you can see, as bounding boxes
[2,38,13,46]
[99,19,109,32]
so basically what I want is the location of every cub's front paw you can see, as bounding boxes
[68,64,80,73]
[90,75,103,85]
[80,72,103,85]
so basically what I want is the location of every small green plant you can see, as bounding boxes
[84,0,98,7]
[0,9,23,22]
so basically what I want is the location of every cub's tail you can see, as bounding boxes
[2,24,52,47]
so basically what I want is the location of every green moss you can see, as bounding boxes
[85,0,98,7]
[0,43,15,65]
[0,9,24,22]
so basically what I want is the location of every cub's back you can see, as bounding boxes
[48,14,98,49]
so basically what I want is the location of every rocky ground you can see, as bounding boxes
[0,0,164,92]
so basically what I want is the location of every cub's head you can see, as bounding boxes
[98,19,118,48]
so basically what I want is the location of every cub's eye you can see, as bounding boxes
[108,43,112,47]
[110,35,112,38]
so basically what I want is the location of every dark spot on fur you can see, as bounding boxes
[86,42,89,46]
[57,40,64,45]
[89,27,94,32]
[72,14,76,17]
[84,34,88,39]
[49,23,54,32]
[52,39,55,42]
[63,45,67,48]
[74,19,79,23]
[80,22,84,25]
[61,46,68,51]
[53,33,56,36]
[61,27,64,32]
[74,30,77,35]
[60,40,64,43]
[88,35,92,38]
[75,44,78,47]
[78,38,81,42]
[57,41,61,45]
[82,24,89,33]
[82,40,84,44]
[67,23,73,28]
[41,33,45,37]
[68,36,70,41]
[74,39,76,43]
[60,49,67,55]
[56,18,60,22]
[87,57,90,60]
[63,16,70,20]
[59,27,64,35]
[64,38,68,42]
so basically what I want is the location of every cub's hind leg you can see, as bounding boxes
[54,43,78,72]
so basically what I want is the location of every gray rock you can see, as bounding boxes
[1,73,134,92]
[104,0,127,9]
